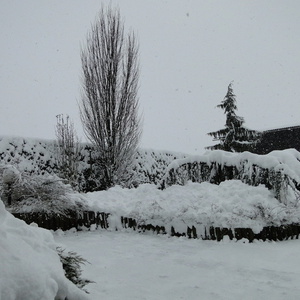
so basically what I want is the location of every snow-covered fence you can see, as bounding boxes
[118,215,300,241]
[12,211,110,231]
[12,210,300,242]
[12,211,78,231]
[119,216,300,242]
[161,150,300,204]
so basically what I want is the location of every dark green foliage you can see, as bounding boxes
[207,82,261,152]
[57,247,94,293]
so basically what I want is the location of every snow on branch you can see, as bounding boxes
[161,149,300,205]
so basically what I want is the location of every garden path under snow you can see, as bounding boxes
[55,229,300,300]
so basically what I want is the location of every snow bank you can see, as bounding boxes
[0,200,88,300]
[83,180,300,235]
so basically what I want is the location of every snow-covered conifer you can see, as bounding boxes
[206,82,261,152]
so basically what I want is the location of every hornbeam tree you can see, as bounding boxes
[79,6,142,189]
[206,82,261,152]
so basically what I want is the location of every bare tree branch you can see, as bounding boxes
[55,114,80,189]
[79,6,142,189]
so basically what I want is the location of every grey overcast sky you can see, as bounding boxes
[1,0,300,155]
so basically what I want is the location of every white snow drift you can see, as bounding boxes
[82,180,300,235]
[55,229,300,300]
[0,200,88,300]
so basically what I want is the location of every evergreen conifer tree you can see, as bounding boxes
[206,82,261,152]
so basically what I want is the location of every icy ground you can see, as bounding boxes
[55,229,300,300]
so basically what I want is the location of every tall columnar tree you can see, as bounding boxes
[55,114,80,189]
[206,82,261,152]
[79,6,142,190]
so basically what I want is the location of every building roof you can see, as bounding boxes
[254,125,300,154]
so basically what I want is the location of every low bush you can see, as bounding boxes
[57,247,94,293]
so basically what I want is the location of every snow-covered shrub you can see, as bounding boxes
[162,150,300,205]
[11,177,75,215]
[57,247,94,293]
[0,167,87,216]
[126,149,187,187]
[1,165,21,205]
[84,181,300,235]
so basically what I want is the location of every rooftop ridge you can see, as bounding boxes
[263,125,300,133]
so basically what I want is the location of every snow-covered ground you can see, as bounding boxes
[2,136,300,299]
[55,229,300,300]
[2,176,300,299]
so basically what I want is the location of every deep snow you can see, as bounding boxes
[55,229,300,300]
[2,176,300,299]
[78,180,300,235]
[0,200,88,300]
[2,135,300,299]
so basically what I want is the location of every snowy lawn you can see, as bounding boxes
[55,229,300,300]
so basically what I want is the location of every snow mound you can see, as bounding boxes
[0,200,88,300]
[84,180,300,235]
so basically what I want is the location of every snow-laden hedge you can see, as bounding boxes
[161,149,300,204]
[0,200,88,300]
[130,148,186,185]
[82,180,300,236]
[0,136,186,190]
